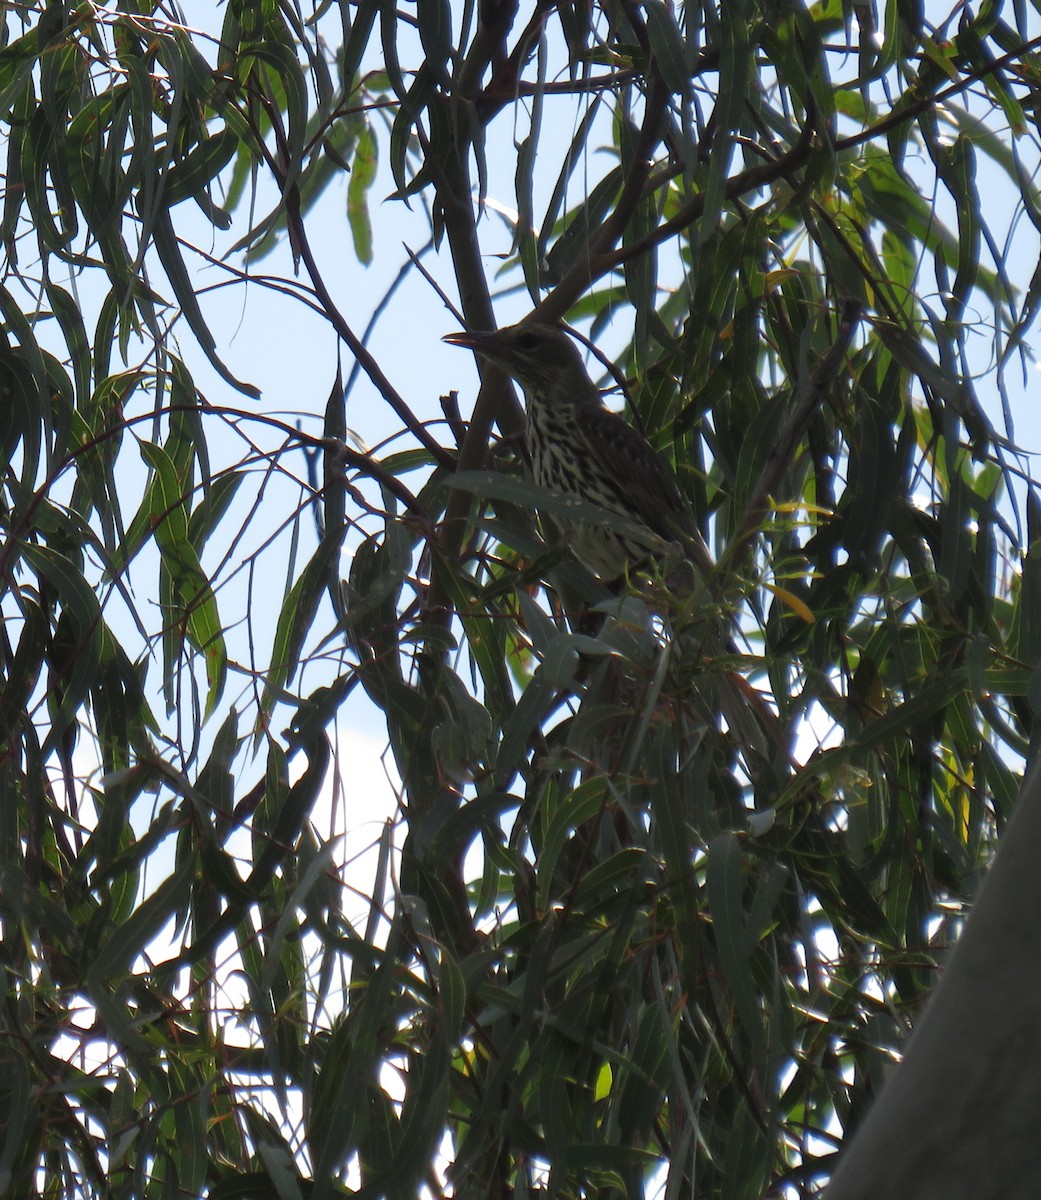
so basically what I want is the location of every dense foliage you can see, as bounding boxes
[2,1,1041,1197]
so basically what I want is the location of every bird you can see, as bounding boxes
[442,321,714,587]
[444,321,772,763]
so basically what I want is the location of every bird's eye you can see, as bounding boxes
[517,332,540,351]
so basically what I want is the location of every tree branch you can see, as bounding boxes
[283,185,455,471]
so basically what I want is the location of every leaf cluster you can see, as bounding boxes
[2,1,1041,1198]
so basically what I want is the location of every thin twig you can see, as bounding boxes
[283,184,456,471]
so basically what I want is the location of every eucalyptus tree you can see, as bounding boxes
[2,2,1040,1197]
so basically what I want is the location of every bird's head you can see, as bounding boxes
[443,322,599,407]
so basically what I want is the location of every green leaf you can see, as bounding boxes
[19,542,104,756]
[151,207,260,397]
[645,0,692,96]
[347,121,377,265]
[90,855,196,979]
[261,537,343,717]
[139,439,227,718]
[416,0,452,85]
[162,126,239,211]
[706,832,764,1048]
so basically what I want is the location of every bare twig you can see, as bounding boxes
[283,184,455,471]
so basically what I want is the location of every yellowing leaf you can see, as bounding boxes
[765,582,815,624]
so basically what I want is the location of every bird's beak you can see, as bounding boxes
[443,330,491,350]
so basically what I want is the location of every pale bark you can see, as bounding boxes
[825,758,1041,1199]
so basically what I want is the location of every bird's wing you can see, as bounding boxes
[577,406,711,560]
